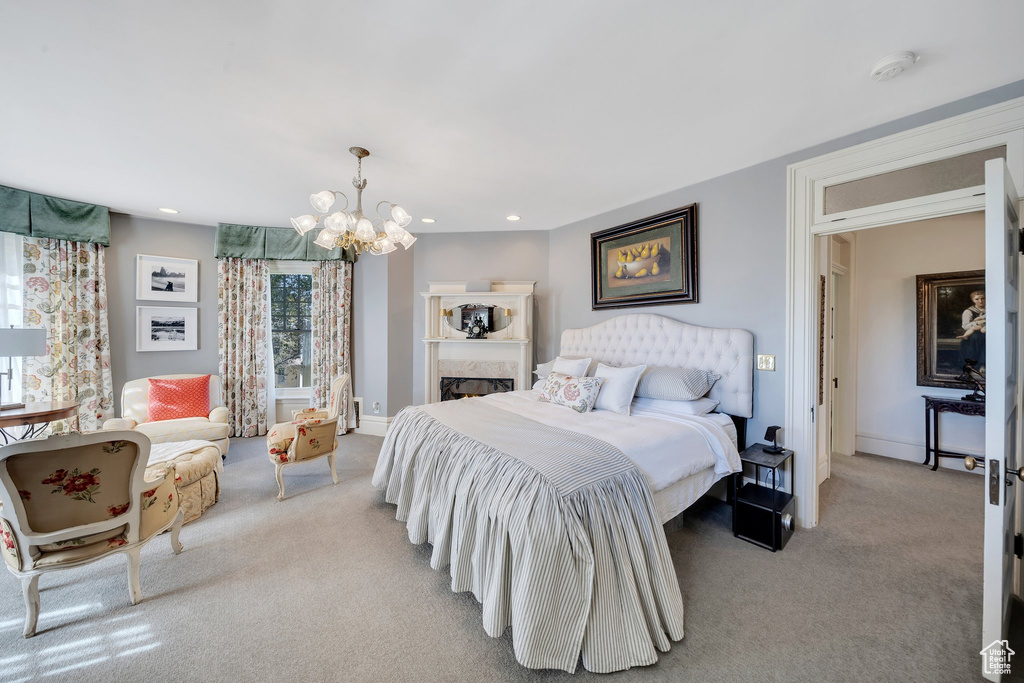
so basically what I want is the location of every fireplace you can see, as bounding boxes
[440,377,514,401]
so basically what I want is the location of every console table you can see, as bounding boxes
[0,402,79,444]
[922,395,984,471]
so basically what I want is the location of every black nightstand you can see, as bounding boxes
[732,444,795,552]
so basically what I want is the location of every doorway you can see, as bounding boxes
[785,97,1024,530]
[816,215,989,513]
[825,235,854,484]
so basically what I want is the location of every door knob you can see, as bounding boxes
[964,456,1024,481]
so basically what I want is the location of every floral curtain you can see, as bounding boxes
[218,258,270,437]
[310,260,352,434]
[21,238,113,432]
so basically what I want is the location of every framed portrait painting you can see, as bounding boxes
[136,254,199,302]
[591,204,698,310]
[916,269,985,388]
[136,306,198,352]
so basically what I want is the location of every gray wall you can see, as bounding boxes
[352,254,389,415]
[105,214,219,414]
[543,79,1024,446]
[410,230,551,407]
[387,246,415,413]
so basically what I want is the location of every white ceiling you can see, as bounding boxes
[1,1,1022,233]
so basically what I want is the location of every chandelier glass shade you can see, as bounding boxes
[291,146,416,255]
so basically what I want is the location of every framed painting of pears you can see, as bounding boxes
[591,204,698,309]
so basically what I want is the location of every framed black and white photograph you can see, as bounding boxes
[136,306,198,352]
[136,253,199,302]
[916,269,985,388]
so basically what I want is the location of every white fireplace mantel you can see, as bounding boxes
[421,281,535,404]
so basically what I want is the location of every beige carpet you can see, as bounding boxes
[0,437,987,682]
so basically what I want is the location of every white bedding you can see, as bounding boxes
[482,390,741,494]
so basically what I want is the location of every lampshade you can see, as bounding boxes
[398,232,417,249]
[313,230,337,249]
[354,218,375,242]
[0,328,46,357]
[391,205,412,228]
[290,215,319,235]
[324,211,352,232]
[310,191,336,213]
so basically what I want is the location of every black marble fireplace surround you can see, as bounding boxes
[440,377,514,401]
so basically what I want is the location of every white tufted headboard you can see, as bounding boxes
[559,314,754,418]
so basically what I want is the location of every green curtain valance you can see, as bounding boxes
[216,223,356,262]
[0,185,110,246]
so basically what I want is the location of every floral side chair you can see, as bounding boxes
[0,430,184,637]
[266,375,349,501]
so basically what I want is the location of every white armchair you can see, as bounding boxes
[0,431,184,637]
[103,374,230,456]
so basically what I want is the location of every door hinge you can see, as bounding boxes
[1019,227,1023,254]
[1015,534,1023,560]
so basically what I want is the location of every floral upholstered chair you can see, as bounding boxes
[0,431,184,637]
[266,375,349,500]
[289,374,351,431]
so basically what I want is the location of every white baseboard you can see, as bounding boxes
[355,414,392,437]
[855,432,983,473]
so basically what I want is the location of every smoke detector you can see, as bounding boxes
[870,52,919,82]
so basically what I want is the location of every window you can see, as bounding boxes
[270,265,313,390]
[0,233,24,403]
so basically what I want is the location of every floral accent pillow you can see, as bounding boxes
[539,372,605,414]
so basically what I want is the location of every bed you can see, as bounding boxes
[373,313,753,673]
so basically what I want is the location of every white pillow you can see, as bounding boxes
[532,378,546,391]
[534,360,555,379]
[594,363,646,415]
[631,396,720,417]
[551,356,591,377]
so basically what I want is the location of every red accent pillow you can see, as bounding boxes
[148,375,211,422]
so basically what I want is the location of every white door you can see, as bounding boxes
[982,158,1021,682]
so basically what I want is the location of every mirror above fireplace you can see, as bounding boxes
[445,304,512,334]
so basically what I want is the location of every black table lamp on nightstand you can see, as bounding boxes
[762,425,784,454]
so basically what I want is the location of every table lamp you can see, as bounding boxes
[0,326,46,411]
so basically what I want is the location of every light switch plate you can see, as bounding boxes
[756,354,776,371]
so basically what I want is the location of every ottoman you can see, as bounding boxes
[146,443,221,524]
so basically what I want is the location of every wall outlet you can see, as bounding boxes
[756,354,776,371]
[372,401,380,414]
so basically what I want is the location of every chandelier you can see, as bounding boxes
[290,146,416,255]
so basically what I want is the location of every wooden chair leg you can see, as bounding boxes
[276,463,286,501]
[125,547,142,605]
[169,508,185,555]
[21,574,39,638]
[328,452,339,485]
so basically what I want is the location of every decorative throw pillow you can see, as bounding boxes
[594,363,647,415]
[539,372,604,414]
[635,366,720,401]
[148,375,211,422]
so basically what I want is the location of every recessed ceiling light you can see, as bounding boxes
[421,218,436,223]
[506,215,521,221]
[157,207,179,214]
